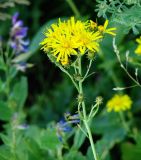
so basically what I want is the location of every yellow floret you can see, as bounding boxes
[98,19,116,36]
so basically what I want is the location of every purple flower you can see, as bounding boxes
[10,12,29,54]
[10,12,30,72]
[12,12,19,24]
[0,36,2,48]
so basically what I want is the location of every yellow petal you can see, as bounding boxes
[104,19,109,29]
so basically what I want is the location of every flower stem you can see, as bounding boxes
[59,65,79,91]
[78,56,98,160]
[119,111,129,132]
[81,59,92,82]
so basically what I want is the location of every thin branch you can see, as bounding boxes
[81,60,93,82]
[59,66,79,91]
[113,38,141,88]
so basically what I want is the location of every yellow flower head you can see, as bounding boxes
[135,36,141,55]
[106,94,132,112]
[98,20,116,36]
[40,17,103,65]
[40,17,116,65]
[76,30,102,54]
[40,19,79,65]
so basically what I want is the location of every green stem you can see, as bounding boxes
[11,123,17,160]
[66,0,81,18]
[119,111,129,132]
[78,56,98,160]
[59,66,79,91]
[113,38,141,87]
[88,104,99,120]
[121,64,141,87]
[57,147,63,160]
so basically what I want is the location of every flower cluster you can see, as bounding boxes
[56,113,80,141]
[10,12,29,72]
[135,36,141,55]
[40,17,116,65]
[106,94,132,112]
[10,12,29,54]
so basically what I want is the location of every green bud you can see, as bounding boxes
[77,93,84,103]
[87,51,95,60]
[73,74,83,81]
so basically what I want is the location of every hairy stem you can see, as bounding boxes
[78,56,98,160]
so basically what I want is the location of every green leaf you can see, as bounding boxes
[87,147,111,160]
[121,135,141,160]
[0,134,11,147]
[29,18,62,54]
[12,76,28,109]
[0,79,5,93]
[121,142,141,160]
[0,101,12,121]
[90,110,126,159]
[39,128,61,150]
[64,150,86,160]
[0,57,6,71]
[24,138,43,160]
[73,128,86,149]
[92,110,125,134]
[87,127,125,160]
[12,52,32,63]
[96,129,126,160]
[25,125,41,140]
[0,145,12,160]
[112,6,141,35]
[26,126,61,152]
[9,66,18,79]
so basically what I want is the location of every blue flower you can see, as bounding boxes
[57,119,72,132]
[10,12,29,54]
[56,113,80,141]
[64,112,80,123]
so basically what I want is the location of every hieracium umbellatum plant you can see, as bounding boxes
[40,17,116,160]
[1,1,141,160]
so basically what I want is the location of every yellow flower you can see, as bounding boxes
[76,30,102,54]
[64,17,102,54]
[135,36,141,55]
[98,19,116,36]
[106,94,132,112]
[40,18,79,65]
[67,17,87,33]
[40,17,104,65]
[40,17,116,65]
